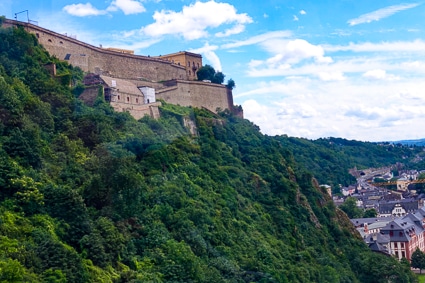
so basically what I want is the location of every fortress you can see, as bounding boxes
[2,18,240,119]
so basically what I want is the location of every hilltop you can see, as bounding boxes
[0,20,418,282]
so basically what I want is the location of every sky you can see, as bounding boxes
[1,0,425,142]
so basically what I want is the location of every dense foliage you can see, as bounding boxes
[196,64,225,84]
[0,23,418,282]
[276,136,425,192]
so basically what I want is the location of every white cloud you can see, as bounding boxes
[362,69,400,81]
[107,0,146,15]
[63,0,146,17]
[324,39,425,53]
[221,30,291,49]
[246,39,333,77]
[293,15,299,21]
[300,10,306,15]
[317,71,345,81]
[189,43,222,71]
[236,77,425,141]
[141,1,252,40]
[215,24,245,37]
[347,3,420,26]
[63,3,107,17]
[261,39,332,64]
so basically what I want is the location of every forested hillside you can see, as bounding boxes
[0,21,418,282]
[277,136,425,191]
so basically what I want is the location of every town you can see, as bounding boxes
[333,166,425,261]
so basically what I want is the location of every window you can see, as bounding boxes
[188,62,190,66]
[48,39,52,42]
[118,95,120,100]
[127,97,130,102]
[136,98,139,103]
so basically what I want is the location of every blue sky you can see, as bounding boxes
[2,0,425,142]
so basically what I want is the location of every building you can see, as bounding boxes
[80,74,160,119]
[156,51,203,80]
[378,199,419,217]
[380,209,425,260]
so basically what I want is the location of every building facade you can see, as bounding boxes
[157,51,203,80]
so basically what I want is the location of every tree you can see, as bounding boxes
[196,64,225,84]
[411,248,425,274]
[196,65,215,81]
[339,197,363,218]
[226,78,235,90]
[212,71,225,84]
[363,208,377,218]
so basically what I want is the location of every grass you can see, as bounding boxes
[418,273,425,283]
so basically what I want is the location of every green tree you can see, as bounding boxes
[196,64,225,84]
[363,208,377,218]
[226,78,235,90]
[196,64,215,81]
[411,248,425,274]
[339,197,363,218]
[212,71,225,84]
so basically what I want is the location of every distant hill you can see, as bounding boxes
[392,138,425,146]
[275,136,425,192]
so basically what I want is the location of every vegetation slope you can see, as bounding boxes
[0,21,418,282]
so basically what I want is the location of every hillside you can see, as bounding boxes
[0,21,418,282]
[394,139,425,147]
[276,136,425,192]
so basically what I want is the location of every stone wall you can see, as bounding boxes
[2,19,236,116]
[3,19,187,82]
[156,80,230,113]
[111,101,162,120]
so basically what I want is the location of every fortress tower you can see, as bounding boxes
[156,52,202,80]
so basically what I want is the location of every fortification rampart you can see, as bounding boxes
[156,80,230,112]
[3,19,187,82]
[2,19,238,116]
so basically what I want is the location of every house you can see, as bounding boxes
[80,73,160,119]
[342,185,356,196]
[378,199,419,217]
[379,209,425,260]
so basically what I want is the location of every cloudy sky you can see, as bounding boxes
[2,0,425,142]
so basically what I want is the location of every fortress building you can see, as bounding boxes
[2,18,240,119]
[156,52,202,80]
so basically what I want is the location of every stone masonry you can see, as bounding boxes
[2,19,237,117]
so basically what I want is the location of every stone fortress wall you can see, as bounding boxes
[3,19,234,115]
[157,80,231,112]
[3,19,187,82]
